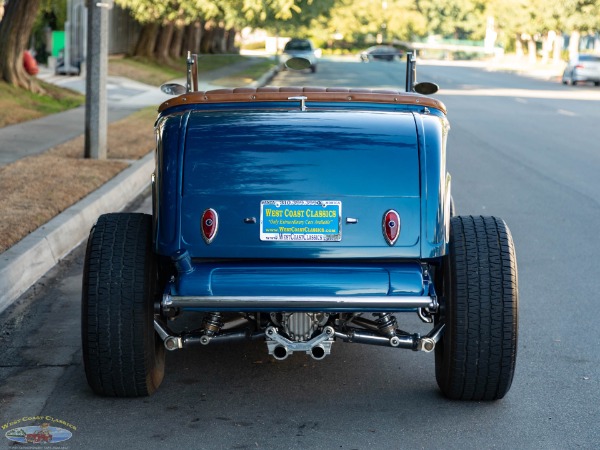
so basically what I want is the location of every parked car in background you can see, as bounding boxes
[562,54,600,86]
[360,45,404,62]
[280,38,319,73]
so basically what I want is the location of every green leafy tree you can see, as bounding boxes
[313,0,426,48]
[415,0,488,39]
[116,0,334,57]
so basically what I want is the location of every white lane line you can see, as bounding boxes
[438,89,600,101]
[557,109,577,116]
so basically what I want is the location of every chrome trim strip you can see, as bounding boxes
[164,295,434,311]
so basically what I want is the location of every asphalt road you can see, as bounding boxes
[2,57,600,449]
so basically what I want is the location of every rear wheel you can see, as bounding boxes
[571,72,578,85]
[82,213,165,397]
[435,216,518,400]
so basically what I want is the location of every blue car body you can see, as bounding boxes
[153,89,451,311]
[82,73,518,400]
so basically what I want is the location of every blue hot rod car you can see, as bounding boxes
[82,55,518,400]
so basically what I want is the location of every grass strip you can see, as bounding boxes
[0,107,157,253]
[0,81,84,128]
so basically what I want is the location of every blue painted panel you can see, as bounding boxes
[155,104,449,261]
[173,110,422,259]
[173,261,425,298]
[415,113,449,259]
[179,194,421,259]
[154,112,186,251]
[182,110,419,197]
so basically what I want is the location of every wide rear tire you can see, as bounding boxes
[435,216,518,400]
[82,213,165,397]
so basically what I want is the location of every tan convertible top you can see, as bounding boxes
[158,86,447,115]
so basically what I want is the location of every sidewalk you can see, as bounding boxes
[1,57,276,167]
[0,59,277,314]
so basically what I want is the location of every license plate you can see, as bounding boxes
[260,200,342,242]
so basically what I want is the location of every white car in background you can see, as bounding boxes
[562,54,600,86]
[280,38,320,73]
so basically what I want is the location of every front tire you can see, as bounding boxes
[82,213,165,397]
[435,216,518,400]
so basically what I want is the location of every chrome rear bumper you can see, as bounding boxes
[162,294,436,312]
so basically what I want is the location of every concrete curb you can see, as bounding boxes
[0,152,154,315]
[249,65,279,87]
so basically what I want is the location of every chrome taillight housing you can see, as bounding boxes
[201,208,218,244]
[382,210,400,246]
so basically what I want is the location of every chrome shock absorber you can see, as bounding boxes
[200,312,223,345]
[375,313,398,338]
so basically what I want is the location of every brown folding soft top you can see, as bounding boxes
[158,86,447,114]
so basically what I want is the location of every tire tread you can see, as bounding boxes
[436,215,518,400]
[82,213,164,397]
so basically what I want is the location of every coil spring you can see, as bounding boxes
[202,312,223,337]
[375,313,398,338]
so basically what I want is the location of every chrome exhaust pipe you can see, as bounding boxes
[310,345,327,360]
[265,326,334,360]
[272,345,289,360]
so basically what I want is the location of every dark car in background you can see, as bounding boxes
[562,54,600,86]
[360,45,404,62]
[280,38,319,73]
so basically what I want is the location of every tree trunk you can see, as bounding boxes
[552,31,563,64]
[200,23,214,54]
[515,34,524,58]
[133,23,160,58]
[541,31,554,65]
[155,22,175,62]
[183,21,203,54]
[214,23,226,53]
[568,31,580,60]
[527,38,536,64]
[0,0,42,92]
[225,27,237,53]
[170,25,185,59]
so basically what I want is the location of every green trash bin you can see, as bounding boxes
[52,31,65,58]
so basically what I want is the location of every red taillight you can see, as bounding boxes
[201,208,218,244]
[382,210,400,246]
[575,64,584,69]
